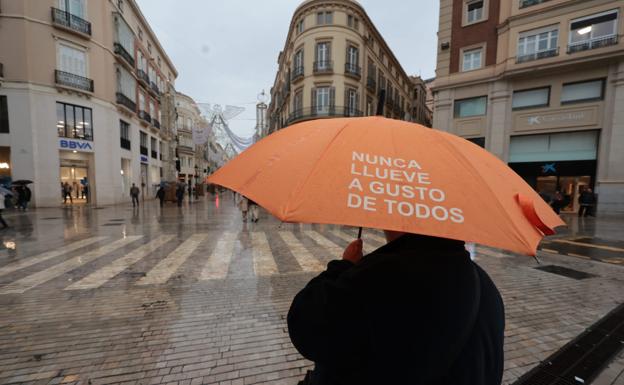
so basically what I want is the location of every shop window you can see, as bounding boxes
[467,137,485,148]
[120,120,130,150]
[0,96,8,133]
[454,96,487,118]
[512,87,550,110]
[56,102,93,140]
[561,79,604,104]
[462,47,483,71]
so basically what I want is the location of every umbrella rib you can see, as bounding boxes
[282,120,351,220]
[437,133,536,253]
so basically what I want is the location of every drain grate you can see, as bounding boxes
[513,303,624,385]
[534,265,596,280]
[101,223,124,227]
[108,219,125,222]
[42,217,62,220]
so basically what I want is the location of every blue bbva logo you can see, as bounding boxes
[60,139,93,151]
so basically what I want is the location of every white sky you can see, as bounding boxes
[136,0,439,137]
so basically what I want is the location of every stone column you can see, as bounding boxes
[596,60,624,215]
[486,81,511,161]
[432,89,453,133]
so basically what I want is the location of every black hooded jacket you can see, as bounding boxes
[287,233,505,385]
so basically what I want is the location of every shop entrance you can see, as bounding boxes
[60,166,89,203]
[536,175,592,213]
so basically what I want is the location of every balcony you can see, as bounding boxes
[366,76,376,92]
[151,150,158,159]
[51,7,91,37]
[313,61,333,74]
[291,66,304,82]
[55,70,94,93]
[345,63,361,79]
[120,138,131,151]
[568,35,619,54]
[138,110,151,124]
[288,106,363,125]
[114,43,135,68]
[519,0,550,9]
[153,119,161,129]
[116,92,136,112]
[150,81,160,95]
[140,146,148,156]
[516,48,559,63]
[137,69,150,85]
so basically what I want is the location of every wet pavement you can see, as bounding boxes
[0,195,622,385]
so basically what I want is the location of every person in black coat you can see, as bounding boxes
[288,231,505,385]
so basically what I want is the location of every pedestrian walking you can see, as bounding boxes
[130,183,140,207]
[62,182,73,204]
[16,186,27,211]
[551,190,564,215]
[249,199,259,223]
[188,180,192,201]
[176,183,185,207]
[0,190,8,229]
[288,231,505,385]
[236,194,249,222]
[83,184,89,203]
[578,187,596,217]
[156,185,166,208]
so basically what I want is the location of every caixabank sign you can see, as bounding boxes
[59,138,94,152]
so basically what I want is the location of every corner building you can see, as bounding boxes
[0,0,178,206]
[267,0,430,134]
[433,0,624,215]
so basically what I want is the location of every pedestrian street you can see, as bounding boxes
[0,194,622,385]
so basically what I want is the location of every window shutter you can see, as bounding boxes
[356,92,360,114]
[344,89,348,112]
[311,88,317,110]
[330,87,335,108]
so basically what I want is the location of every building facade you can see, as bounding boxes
[267,0,430,134]
[433,0,624,215]
[174,92,209,184]
[0,0,178,206]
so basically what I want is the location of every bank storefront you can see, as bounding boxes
[509,105,601,212]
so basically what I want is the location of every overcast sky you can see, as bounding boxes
[136,0,439,137]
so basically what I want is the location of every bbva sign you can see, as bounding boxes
[59,139,94,152]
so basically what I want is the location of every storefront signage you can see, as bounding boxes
[541,163,557,174]
[59,138,94,152]
[514,106,600,132]
[140,155,148,163]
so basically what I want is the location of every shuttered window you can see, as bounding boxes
[59,44,87,76]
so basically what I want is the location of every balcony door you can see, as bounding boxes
[570,10,618,46]
[316,42,330,69]
[59,44,87,77]
[59,0,86,18]
[314,87,334,115]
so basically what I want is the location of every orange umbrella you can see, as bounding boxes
[208,117,565,256]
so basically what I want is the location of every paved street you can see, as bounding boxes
[0,194,622,385]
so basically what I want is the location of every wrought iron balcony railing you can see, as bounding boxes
[140,146,148,156]
[345,63,361,78]
[288,106,363,125]
[291,66,304,81]
[120,138,131,151]
[114,43,135,67]
[116,92,136,112]
[516,48,559,63]
[55,70,94,92]
[568,35,619,54]
[51,7,91,36]
[137,69,150,85]
[366,76,376,92]
[138,110,151,124]
[150,81,160,95]
[313,61,334,74]
[153,119,161,129]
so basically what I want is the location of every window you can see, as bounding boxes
[378,73,386,91]
[117,0,123,12]
[346,88,359,116]
[561,79,604,104]
[59,44,87,77]
[114,14,134,55]
[313,87,334,114]
[120,120,130,150]
[462,47,482,71]
[0,96,8,133]
[317,11,333,25]
[347,15,359,29]
[56,102,93,140]
[148,43,152,54]
[149,101,155,120]
[138,28,143,41]
[453,96,487,118]
[59,0,86,18]
[151,137,157,158]
[569,10,619,52]
[296,19,304,34]
[139,92,145,112]
[294,90,303,113]
[517,27,558,61]
[116,66,136,100]
[140,131,147,147]
[294,49,304,69]
[347,46,359,66]
[315,42,331,69]
[512,87,550,109]
[466,1,484,24]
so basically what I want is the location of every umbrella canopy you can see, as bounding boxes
[208,117,565,256]
[12,180,33,185]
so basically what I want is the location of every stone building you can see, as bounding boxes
[432,0,624,215]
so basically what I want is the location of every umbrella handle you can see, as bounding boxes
[357,227,362,239]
